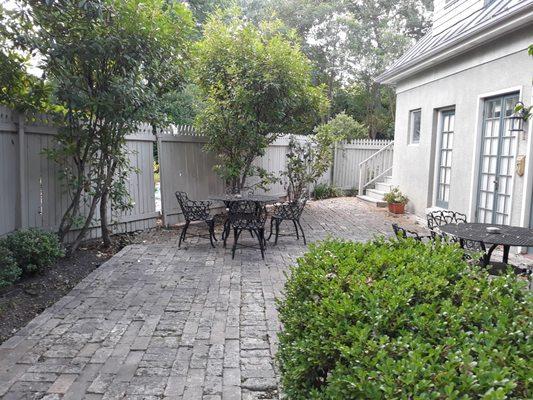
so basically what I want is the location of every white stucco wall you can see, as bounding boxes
[392,25,533,228]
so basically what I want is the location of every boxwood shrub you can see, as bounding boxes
[277,238,532,399]
[0,243,22,289]
[2,228,64,274]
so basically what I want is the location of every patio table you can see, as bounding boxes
[439,223,533,265]
[209,194,280,204]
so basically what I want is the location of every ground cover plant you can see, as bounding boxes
[2,229,63,275]
[278,238,532,399]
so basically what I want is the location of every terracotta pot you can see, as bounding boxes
[388,202,405,214]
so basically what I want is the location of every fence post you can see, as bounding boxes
[156,130,168,227]
[16,112,28,229]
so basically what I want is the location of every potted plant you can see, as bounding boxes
[384,187,408,214]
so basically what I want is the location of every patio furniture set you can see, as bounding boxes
[174,190,307,259]
[393,209,533,280]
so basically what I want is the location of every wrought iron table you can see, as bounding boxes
[209,194,280,204]
[209,194,281,244]
[440,223,533,265]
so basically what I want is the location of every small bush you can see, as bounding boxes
[3,229,64,274]
[313,183,342,200]
[0,243,22,289]
[278,238,532,399]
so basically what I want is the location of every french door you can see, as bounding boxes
[436,110,455,208]
[476,93,519,225]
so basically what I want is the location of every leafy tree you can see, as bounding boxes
[333,83,396,139]
[12,0,194,251]
[194,9,328,191]
[0,5,51,112]
[315,112,367,142]
[282,127,340,201]
[258,0,432,137]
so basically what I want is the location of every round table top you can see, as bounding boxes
[440,223,533,247]
[209,194,280,203]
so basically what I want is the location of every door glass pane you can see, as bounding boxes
[476,93,518,223]
[436,111,454,208]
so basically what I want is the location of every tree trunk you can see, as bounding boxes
[67,192,101,255]
[100,189,111,248]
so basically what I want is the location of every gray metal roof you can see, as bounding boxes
[376,0,533,84]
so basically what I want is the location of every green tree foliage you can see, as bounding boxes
[0,5,51,112]
[195,9,328,191]
[315,112,367,142]
[278,238,532,399]
[256,0,432,138]
[11,0,194,251]
[333,84,396,139]
[282,129,339,201]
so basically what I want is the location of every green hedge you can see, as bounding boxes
[277,238,532,399]
[2,228,63,275]
[0,243,22,289]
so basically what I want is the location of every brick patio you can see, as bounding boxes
[0,199,432,399]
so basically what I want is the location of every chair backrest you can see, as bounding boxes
[175,191,190,211]
[392,223,423,241]
[427,210,467,230]
[229,200,267,227]
[293,196,308,219]
[175,191,208,221]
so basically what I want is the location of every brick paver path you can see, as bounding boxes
[0,198,419,399]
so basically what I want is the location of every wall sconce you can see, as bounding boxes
[510,101,531,140]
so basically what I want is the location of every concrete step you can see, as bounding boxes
[382,176,393,184]
[357,195,387,208]
[375,181,393,192]
[366,188,386,200]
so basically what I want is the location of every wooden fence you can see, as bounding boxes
[0,107,158,239]
[0,105,392,237]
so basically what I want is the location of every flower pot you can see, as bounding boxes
[388,202,405,214]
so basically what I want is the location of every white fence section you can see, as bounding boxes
[0,104,393,237]
[334,140,393,190]
[0,107,158,239]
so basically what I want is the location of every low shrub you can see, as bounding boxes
[3,229,64,274]
[277,238,532,399]
[0,243,22,289]
[313,183,342,200]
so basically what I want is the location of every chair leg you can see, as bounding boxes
[179,221,190,248]
[232,228,241,259]
[274,220,280,245]
[297,220,306,245]
[207,221,215,248]
[292,220,300,240]
[223,220,230,248]
[258,228,265,260]
[267,217,274,240]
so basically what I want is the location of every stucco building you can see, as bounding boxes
[377,0,533,253]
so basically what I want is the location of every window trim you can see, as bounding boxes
[408,108,422,145]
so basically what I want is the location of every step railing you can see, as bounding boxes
[358,141,394,196]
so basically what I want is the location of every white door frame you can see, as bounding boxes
[432,107,455,208]
[468,86,524,223]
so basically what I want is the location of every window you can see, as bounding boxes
[409,109,421,144]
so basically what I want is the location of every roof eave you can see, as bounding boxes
[376,6,533,85]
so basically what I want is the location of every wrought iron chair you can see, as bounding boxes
[220,187,259,244]
[228,200,267,259]
[426,209,485,256]
[391,223,430,242]
[175,191,216,248]
[267,196,308,245]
